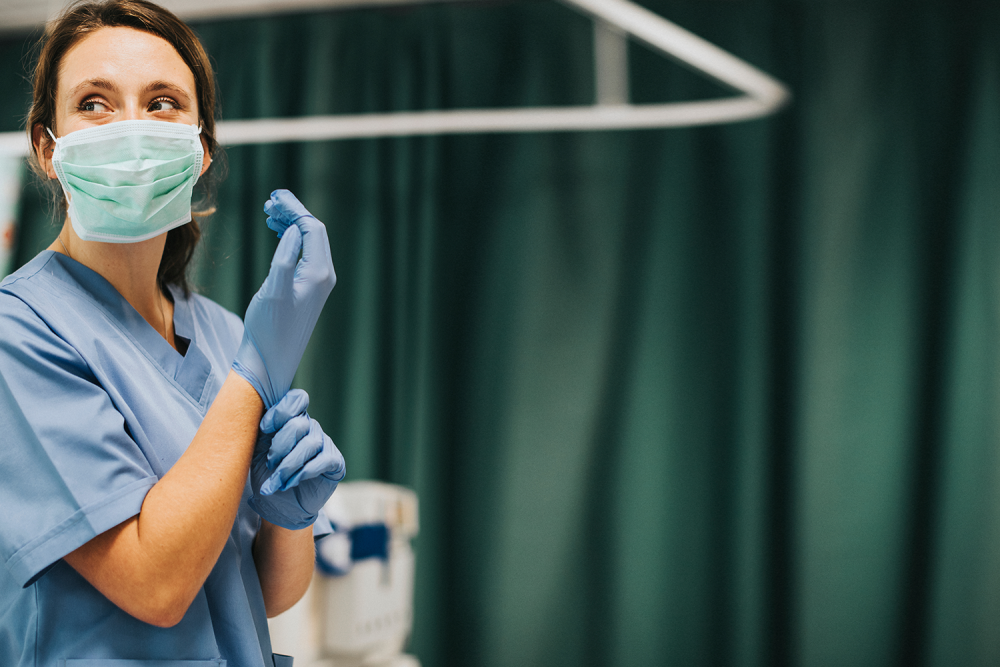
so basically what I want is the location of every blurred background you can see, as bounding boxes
[1,0,999,665]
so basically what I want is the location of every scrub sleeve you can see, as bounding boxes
[0,294,158,586]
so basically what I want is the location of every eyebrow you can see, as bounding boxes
[67,78,120,97]
[142,80,193,100]
[67,78,193,101]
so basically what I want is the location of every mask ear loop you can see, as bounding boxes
[44,127,59,167]
[44,127,61,175]
[44,127,72,211]
[189,124,207,186]
[198,124,212,164]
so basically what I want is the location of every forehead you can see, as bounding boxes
[58,26,196,98]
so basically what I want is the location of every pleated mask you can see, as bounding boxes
[48,120,204,243]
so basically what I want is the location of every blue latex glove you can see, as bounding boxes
[232,190,336,408]
[249,389,346,529]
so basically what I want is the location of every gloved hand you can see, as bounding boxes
[232,190,336,408]
[249,389,346,530]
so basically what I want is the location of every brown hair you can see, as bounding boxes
[26,0,220,295]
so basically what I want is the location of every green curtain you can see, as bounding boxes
[2,0,999,665]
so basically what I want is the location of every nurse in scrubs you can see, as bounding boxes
[0,1,343,665]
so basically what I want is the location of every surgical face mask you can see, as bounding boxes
[47,120,205,243]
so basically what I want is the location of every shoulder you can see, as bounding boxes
[1,250,57,286]
[0,252,113,364]
[0,251,63,304]
[0,251,104,332]
[0,258,76,359]
[0,296,94,410]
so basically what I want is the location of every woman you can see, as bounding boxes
[0,1,343,665]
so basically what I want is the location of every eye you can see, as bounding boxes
[78,97,109,113]
[149,97,179,112]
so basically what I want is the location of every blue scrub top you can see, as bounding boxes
[0,251,284,667]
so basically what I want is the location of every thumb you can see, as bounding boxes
[260,388,310,433]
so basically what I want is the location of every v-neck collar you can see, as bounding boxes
[39,250,214,406]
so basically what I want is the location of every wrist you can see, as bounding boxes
[259,517,313,536]
[249,492,318,530]
[231,335,274,408]
[223,370,265,417]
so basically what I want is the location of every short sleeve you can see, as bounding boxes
[0,295,158,587]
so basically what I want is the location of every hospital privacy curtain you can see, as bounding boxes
[2,0,999,665]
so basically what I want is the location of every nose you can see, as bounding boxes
[117,93,149,122]
[121,102,144,121]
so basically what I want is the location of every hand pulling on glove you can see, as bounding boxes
[249,389,345,529]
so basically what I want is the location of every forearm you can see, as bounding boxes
[65,371,264,626]
[253,519,316,617]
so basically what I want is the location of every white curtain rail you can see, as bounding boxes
[214,98,773,146]
[564,0,788,109]
[0,0,790,156]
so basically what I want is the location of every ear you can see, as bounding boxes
[199,134,212,177]
[31,124,57,180]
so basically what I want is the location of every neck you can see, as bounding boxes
[51,222,177,351]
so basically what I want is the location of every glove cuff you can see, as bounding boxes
[249,493,318,530]
[232,333,277,408]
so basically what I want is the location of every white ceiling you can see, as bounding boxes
[0,0,438,32]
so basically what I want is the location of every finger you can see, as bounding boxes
[266,215,286,238]
[283,431,344,489]
[265,413,312,470]
[262,420,325,494]
[260,389,310,434]
[264,196,289,237]
[293,215,332,284]
[265,190,308,238]
[264,199,285,237]
[269,189,312,219]
[262,438,321,495]
[263,223,302,293]
[266,189,312,236]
